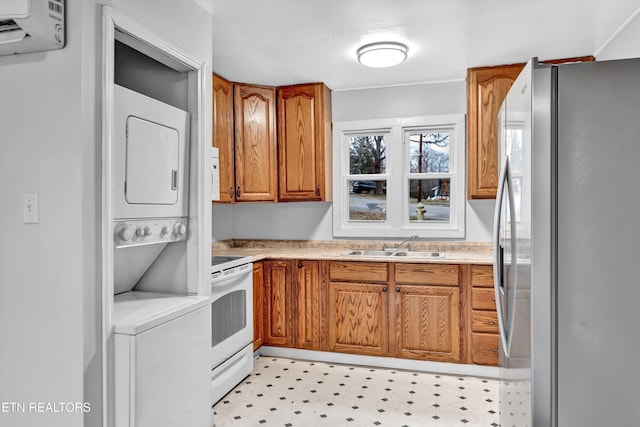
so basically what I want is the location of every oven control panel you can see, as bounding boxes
[114,218,188,248]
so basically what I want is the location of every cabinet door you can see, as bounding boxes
[393,285,461,362]
[253,262,264,351]
[234,83,277,202]
[294,260,323,350]
[466,56,594,200]
[328,282,388,356]
[263,260,294,347]
[277,83,332,201]
[466,63,524,199]
[212,74,236,202]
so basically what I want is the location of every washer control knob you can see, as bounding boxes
[116,224,132,242]
[160,226,169,237]
[174,222,186,237]
[135,227,145,237]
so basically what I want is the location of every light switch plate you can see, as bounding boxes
[23,192,39,224]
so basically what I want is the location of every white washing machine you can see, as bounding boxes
[113,292,211,427]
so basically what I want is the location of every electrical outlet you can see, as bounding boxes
[23,192,39,224]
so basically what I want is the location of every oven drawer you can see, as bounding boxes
[210,343,253,405]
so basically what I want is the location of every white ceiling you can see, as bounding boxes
[211,0,640,91]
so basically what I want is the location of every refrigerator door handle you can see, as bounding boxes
[493,156,517,358]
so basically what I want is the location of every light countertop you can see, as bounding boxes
[212,239,493,265]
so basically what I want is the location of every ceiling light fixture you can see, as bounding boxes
[357,41,408,68]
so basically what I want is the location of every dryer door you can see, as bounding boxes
[126,116,179,205]
[113,85,190,219]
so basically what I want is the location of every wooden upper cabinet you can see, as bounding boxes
[466,56,595,199]
[277,83,332,202]
[466,63,524,199]
[212,74,236,203]
[234,83,278,202]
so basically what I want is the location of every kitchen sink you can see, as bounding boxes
[341,250,445,258]
[342,250,396,257]
[392,251,445,258]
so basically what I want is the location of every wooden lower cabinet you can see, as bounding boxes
[253,262,264,350]
[468,265,499,366]
[471,333,499,365]
[327,261,462,363]
[328,282,389,356]
[393,263,462,362]
[263,260,295,347]
[262,259,323,350]
[394,285,460,362]
[294,260,323,350]
[258,259,495,368]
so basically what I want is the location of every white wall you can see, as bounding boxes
[597,8,640,60]
[0,1,213,426]
[213,81,496,242]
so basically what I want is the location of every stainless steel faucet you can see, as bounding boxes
[384,235,419,251]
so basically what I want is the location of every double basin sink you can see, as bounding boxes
[342,249,445,259]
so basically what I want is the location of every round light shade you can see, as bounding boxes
[357,42,408,68]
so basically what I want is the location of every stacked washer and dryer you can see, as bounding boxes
[109,83,212,426]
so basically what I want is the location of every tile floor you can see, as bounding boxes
[213,356,499,427]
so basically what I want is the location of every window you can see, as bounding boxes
[333,115,465,238]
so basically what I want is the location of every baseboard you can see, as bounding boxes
[256,346,498,379]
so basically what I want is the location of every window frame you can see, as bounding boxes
[332,114,466,238]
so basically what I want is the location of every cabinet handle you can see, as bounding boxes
[229,187,235,199]
[492,348,499,353]
[316,185,321,196]
[396,287,400,293]
[491,321,498,325]
[298,263,303,268]
[236,186,241,197]
[382,287,387,293]
[492,297,496,301]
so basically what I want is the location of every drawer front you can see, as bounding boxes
[471,333,499,366]
[472,288,497,310]
[472,310,499,333]
[471,265,494,287]
[395,263,459,286]
[329,261,388,283]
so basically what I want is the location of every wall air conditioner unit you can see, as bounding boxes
[0,0,65,56]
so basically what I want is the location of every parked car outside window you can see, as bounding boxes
[352,181,386,194]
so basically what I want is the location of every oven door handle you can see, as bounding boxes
[211,264,252,284]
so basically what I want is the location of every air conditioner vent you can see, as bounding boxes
[0,19,21,33]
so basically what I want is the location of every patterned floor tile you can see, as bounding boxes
[213,357,498,427]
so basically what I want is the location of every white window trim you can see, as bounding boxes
[332,114,466,238]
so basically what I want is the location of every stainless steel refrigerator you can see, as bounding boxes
[494,57,640,427]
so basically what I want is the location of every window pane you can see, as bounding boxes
[349,134,387,174]
[408,178,450,222]
[348,179,387,221]
[408,131,450,173]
